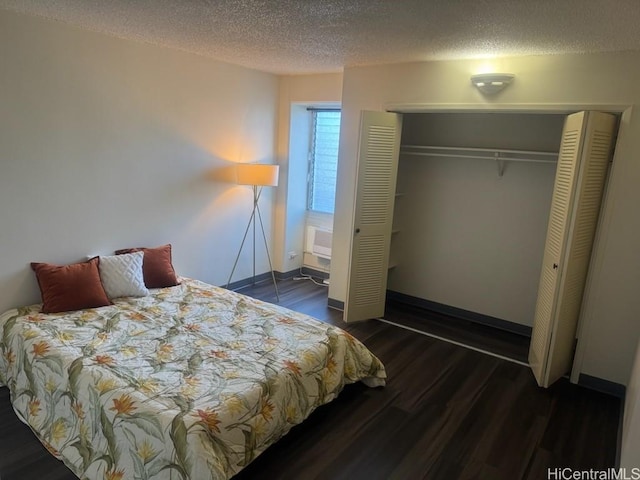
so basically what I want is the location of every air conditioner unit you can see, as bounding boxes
[305,226,333,260]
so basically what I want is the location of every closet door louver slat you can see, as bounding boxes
[529,111,616,387]
[529,115,583,385]
[345,111,402,322]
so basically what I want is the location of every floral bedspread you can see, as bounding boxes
[0,278,386,479]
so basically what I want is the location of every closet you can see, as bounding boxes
[344,110,617,388]
[390,112,565,329]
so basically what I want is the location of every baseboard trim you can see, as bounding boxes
[225,272,274,291]
[300,267,330,280]
[274,269,299,280]
[577,373,626,399]
[227,268,330,288]
[386,290,532,337]
[328,297,344,311]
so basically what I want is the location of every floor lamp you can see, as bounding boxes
[226,163,280,302]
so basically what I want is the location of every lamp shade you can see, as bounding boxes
[236,164,279,187]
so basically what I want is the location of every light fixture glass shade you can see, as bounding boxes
[470,73,515,95]
[236,164,279,187]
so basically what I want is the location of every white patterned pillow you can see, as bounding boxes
[98,251,149,299]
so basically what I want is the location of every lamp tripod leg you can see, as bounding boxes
[225,205,256,289]
[225,186,279,302]
[255,202,280,302]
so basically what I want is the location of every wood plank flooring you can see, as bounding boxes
[0,278,621,480]
[382,299,531,363]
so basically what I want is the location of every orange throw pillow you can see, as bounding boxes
[31,257,111,313]
[115,244,178,288]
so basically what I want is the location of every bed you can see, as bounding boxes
[0,278,386,479]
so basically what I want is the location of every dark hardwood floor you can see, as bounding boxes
[382,299,531,364]
[0,278,621,480]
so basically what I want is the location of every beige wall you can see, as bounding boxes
[330,53,640,385]
[273,74,343,273]
[0,9,278,313]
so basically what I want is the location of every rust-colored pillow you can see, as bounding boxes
[31,257,112,314]
[115,244,178,288]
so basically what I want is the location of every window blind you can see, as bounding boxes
[309,110,341,214]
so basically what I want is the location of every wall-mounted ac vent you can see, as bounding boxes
[305,226,333,259]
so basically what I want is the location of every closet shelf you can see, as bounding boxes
[400,145,559,177]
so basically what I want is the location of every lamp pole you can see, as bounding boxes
[225,164,280,302]
[252,185,257,284]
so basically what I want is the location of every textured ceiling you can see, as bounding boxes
[2,1,640,74]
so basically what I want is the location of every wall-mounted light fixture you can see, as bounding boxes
[470,73,515,95]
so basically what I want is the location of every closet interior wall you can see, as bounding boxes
[388,113,566,327]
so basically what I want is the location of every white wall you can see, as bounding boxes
[273,74,343,273]
[330,53,640,386]
[388,113,563,326]
[0,9,279,313]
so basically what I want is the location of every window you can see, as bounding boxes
[308,110,341,214]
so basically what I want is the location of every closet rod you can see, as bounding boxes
[401,144,558,159]
[400,145,558,163]
[400,144,558,177]
[400,151,556,164]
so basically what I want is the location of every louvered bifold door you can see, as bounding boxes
[529,111,616,387]
[344,111,402,323]
[529,112,585,386]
